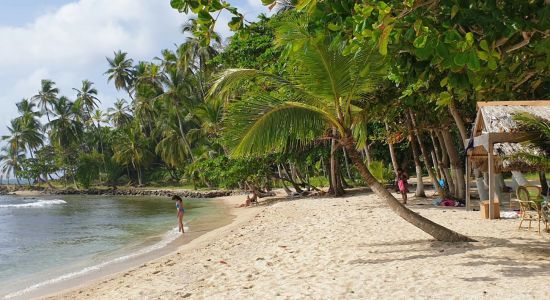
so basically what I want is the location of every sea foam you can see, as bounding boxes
[0,199,67,208]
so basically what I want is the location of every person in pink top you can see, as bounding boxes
[397,168,409,204]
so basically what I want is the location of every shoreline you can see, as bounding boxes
[39,193,256,300]
[43,190,550,299]
[1,195,240,300]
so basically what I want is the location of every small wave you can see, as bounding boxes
[0,199,67,208]
[4,225,187,299]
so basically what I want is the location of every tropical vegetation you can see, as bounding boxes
[1,1,549,241]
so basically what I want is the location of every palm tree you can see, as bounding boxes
[73,80,100,119]
[210,22,473,242]
[48,96,83,149]
[179,18,221,74]
[14,99,44,155]
[155,123,192,169]
[15,99,42,130]
[155,67,196,161]
[113,125,152,185]
[107,99,133,128]
[0,146,24,185]
[31,79,59,123]
[90,109,108,157]
[105,50,135,100]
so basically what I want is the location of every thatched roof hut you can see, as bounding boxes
[465,100,550,218]
[468,101,550,173]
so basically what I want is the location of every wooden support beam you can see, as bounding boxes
[489,132,539,144]
[488,142,496,219]
[466,156,471,211]
[477,100,550,107]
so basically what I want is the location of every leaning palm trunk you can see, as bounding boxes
[343,136,475,242]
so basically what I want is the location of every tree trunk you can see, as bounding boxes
[175,109,195,162]
[343,139,475,242]
[540,172,548,196]
[408,126,425,197]
[281,164,304,193]
[448,99,468,145]
[386,123,399,178]
[330,135,345,196]
[277,165,293,195]
[474,169,489,200]
[342,149,353,181]
[408,110,445,197]
[430,132,452,193]
[364,144,373,166]
[441,130,465,200]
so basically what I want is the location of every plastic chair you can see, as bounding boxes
[517,186,543,233]
[541,202,550,232]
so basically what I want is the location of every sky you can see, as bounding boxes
[0,0,269,139]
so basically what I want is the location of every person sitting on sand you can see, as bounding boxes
[237,192,258,208]
[173,195,185,233]
[397,168,409,204]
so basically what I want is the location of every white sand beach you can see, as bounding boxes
[47,191,550,299]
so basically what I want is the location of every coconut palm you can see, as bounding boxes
[73,80,100,119]
[90,109,108,155]
[31,79,59,123]
[15,99,42,130]
[105,50,135,100]
[210,22,472,242]
[14,99,44,154]
[0,146,24,185]
[155,122,192,169]
[48,96,83,149]
[155,67,196,160]
[113,125,152,185]
[179,18,221,74]
[107,99,133,128]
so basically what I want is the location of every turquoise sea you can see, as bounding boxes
[0,194,227,299]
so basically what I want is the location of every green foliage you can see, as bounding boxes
[186,156,272,189]
[75,152,102,189]
[511,112,550,170]
[367,161,394,184]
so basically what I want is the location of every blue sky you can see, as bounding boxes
[0,0,269,139]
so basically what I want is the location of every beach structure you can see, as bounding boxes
[464,101,550,218]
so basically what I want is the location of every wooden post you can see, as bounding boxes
[488,141,495,219]
[465,155,471,211]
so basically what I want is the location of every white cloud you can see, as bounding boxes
[0,0,269,139]
[0,0,185,134]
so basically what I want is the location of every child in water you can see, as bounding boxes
[173,195,185,233]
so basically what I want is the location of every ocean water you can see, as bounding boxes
[0,194,226,298]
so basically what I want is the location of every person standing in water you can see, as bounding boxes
[397,168,409,204]
[173,195,185,233]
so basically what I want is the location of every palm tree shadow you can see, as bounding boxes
[355,236,550,278]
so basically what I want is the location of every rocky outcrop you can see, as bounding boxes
[41,188,243,198]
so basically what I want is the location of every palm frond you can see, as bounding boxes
[208,68,308,101]
[224,94,340,157]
